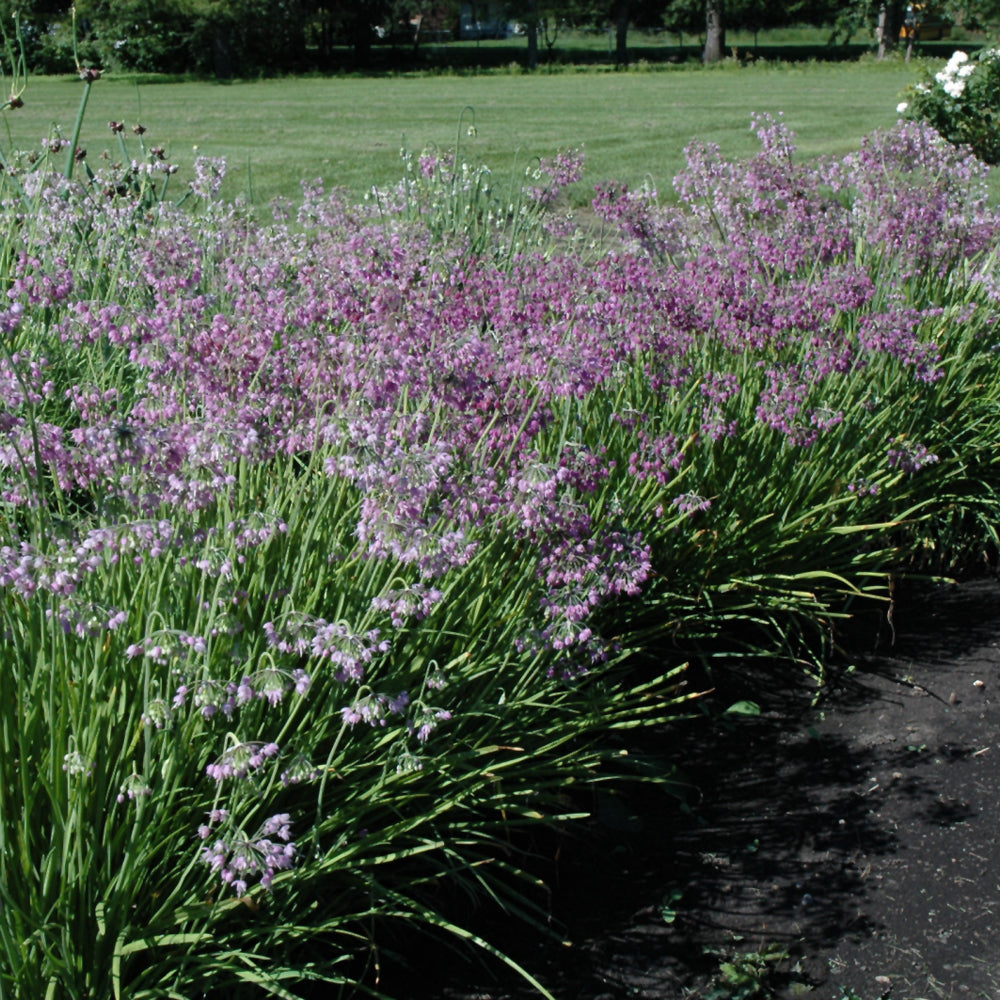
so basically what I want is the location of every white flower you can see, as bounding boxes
[896,101,909,114]
[937,51,970,86]
[943,78,966,99]
[958,62,976,78]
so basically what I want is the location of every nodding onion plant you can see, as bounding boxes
[0,55,999,1000]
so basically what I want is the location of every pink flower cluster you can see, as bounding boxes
[199,810,297,895]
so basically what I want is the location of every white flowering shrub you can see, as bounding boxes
[897,48,1000,163]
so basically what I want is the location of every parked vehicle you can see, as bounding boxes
[900,3,952,41]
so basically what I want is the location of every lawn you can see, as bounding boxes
[3,59,933,205]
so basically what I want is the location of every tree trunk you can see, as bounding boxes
[353,27,373,68]
[526,0,538,69]
[615,0,630,67]
[213,24,233,79]
[314,11,333,70]
[902,3,917,61]
[704,0,725,64]
[877,2,903,58]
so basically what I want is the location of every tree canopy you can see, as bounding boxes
[0,0,990,76]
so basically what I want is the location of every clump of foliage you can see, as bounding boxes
[706,941,790,999]
[898,47,1000,163]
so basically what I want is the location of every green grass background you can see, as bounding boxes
[0,60,948,205]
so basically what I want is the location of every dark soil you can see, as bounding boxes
[407,576,1000,1000]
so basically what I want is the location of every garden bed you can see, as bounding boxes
[3,91,1000,999]
[417,575,1000,1000]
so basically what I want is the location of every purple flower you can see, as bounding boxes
[117,772,152,803]
[191,156,227,200]
[672,493,712,517]
[206,740,280,782]
[264,613,388,682]
[198,810,298,896]
[888,438,939,473]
